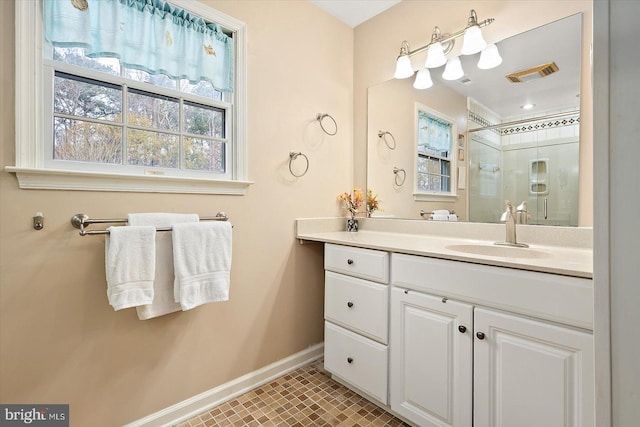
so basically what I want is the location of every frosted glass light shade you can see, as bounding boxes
[394,55,414,79]
[442,57,464,81]
[425,42,447,68]
[477,43,502,69]
[461,25,487,55]
[413,68,433,89]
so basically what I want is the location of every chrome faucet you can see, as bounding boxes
[515,201,531,224]
[496,200,529,248]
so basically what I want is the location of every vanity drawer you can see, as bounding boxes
[324,322,388,404]
[392,253,594,329]
[324,243,389,283]
[325,271,388,344]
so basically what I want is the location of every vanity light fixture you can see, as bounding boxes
[413,68,433,89]
[424,27,448,68]
[442,57,464,81]
[393,9,498,89]
[394,41,415,79]
[477,43,502,69]
[460,9,488,55]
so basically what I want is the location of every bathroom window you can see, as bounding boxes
[10,0,250,194]
[414,104,457,201]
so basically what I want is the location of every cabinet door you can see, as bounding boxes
[390,288,473,427]
[474,307,594,427]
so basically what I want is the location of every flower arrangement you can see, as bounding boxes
[338,188,364,218]
[366,189,380,217]
[338,188,381,218]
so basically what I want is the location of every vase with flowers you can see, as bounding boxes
[338,188,364,231]
[366,189,380,218]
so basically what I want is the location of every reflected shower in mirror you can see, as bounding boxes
[367,13,583,225]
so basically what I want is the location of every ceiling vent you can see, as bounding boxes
[506,62,559,83]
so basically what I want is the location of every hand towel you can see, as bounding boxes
[172,221,232,310]
[127,213,199,320]
[105,225,156,310]
[430,214,450,221]
[448,214,458,221]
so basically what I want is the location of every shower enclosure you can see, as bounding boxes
[468,108,580,226]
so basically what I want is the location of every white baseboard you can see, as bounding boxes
[123,343,324,427]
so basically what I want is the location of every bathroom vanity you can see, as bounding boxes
[296,218,594,427]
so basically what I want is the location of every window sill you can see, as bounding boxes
[5,167,253,195]
[413,192,458,202]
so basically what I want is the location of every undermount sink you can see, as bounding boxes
[445,244,552,259]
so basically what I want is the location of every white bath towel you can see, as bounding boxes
[172,221,232,310]
[128,213,199,320]
[105,226,156,310]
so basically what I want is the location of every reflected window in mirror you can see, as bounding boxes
[414,104,457,201]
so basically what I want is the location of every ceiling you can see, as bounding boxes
[309,0,401,27]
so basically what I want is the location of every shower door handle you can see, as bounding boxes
[544,198,548,220]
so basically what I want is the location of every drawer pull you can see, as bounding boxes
[476,332,486,340]
[347,259,354,265]
[347,357,354,364]
[458,325,467,333]
[347,301,354,308]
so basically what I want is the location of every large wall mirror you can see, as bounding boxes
[367,13,583,226]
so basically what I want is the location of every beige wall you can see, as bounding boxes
[354,0,593,226]
[0,1,352,425]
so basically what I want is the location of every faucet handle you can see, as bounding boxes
[516,201,528,212]
[504,200,515,213]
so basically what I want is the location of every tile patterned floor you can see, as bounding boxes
[177,359,409,426]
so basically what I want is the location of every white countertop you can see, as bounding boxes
[296,218,593,279]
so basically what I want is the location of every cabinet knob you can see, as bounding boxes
[476,332,485,340]
[347,357,354,364]
[458,325,467,333]
[347,259,354,265]
[347,301,354,308]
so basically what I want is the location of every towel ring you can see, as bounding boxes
[316,113,337,136]
[393,167,407,186]
[378,130,397,150]
[289,151,309,177]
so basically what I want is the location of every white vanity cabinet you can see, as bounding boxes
[323,243,390,404]
[390,253,594,427]
[390,288,473,427]
[317,241,594,427]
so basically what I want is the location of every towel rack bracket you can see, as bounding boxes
[71,213,89,230]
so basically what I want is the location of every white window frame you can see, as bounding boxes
[8,0,251,195]
[413,103,458,202]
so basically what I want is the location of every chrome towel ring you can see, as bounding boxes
[316,113,337,136]
[378,130,397,150]
[393,167,407,186]
[289,151,309,177]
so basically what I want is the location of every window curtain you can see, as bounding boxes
[43,0,234,92]
[418,111,452,155]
